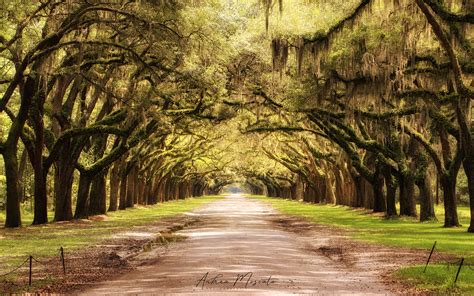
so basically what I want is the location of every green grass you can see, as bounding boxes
[251,195,474,294]
[0,196,222,269]
[395,264,474,295]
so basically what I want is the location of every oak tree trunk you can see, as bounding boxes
[463,159,474,232]
[126,168,136,208]
[74,174,93,219]
[382,166,397,217]
[119,172,128,210]
[3,148,22,227]
[108,163,120,211]
[440,174,460,227]
[89,172,107,215]
[399,173,417,217]
[53,146,74,221]
[417,175,436,221]
[372,166,386,213]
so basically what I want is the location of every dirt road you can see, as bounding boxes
[81,195,397,295]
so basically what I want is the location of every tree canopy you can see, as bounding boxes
[0,0,473,232]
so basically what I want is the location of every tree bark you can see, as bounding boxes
[30,82,48,225]
[133,173,140,204]
[89,172,107,215]
[18,149,28,203]
[463,159,474,232]
[126,167,135,208]
[74,173,93,219]
[372,165,386,213]
[399,172,417,217]
[334,170,345,205]
[3,148,22,227]
[440,174,460,227]
[417,175,436,221]
[53,146,74,221]
[119,172,128,210]
[32,164,48,225]
[3,71,38,227]
[383,166,398,217]
[108,163,120,211]
[354,175,364,207]
[27,121,48,225]
[415,0,472,231]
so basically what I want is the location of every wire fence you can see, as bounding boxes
[0,257,29,278]
[0,247,67,286]
[1,241,473,288]
[423,241,474,284]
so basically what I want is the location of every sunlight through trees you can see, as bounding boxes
[0,0,473,233]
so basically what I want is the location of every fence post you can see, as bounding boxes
[28,255,32,286]
[424,241,437,273]
[60,247,66,275]
[454,258,464,284]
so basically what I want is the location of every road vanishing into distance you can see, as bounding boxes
[83,195,392,295]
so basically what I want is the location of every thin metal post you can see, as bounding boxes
[29,255,32,286]
[60,247,66,275]
[424,241,437,273]
[454,258,464,284]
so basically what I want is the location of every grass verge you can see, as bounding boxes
[251,195,474,294]
[0,196,222,270]
[395,264,474,295]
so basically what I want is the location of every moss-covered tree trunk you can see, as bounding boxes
[143,179,152,205]
[29,78,48,225]
[126,167,136,208]
[89,172,107,216]
[464,159,474,232]
[164,178,171,201]
[372,165,386,213]
[53,153,74,221]
[417,175,436,221]
[415,0,470,230]
[32,167,47,225]
[353,175,364,207]
[137,177,145,204]
[133,173,140,204]
[383,166,397,217]
[399,172,417,217]
[17,150,27,203]
[302,184,313,203]
[119,172,128,210]
[74,173,93,219]
[3,71,39,227]
[53,135,89,221]
[3,148,22,227]
[29,129,48,225]
[159,179,166,202]
[108,163,120,211]
[440,174,460,227]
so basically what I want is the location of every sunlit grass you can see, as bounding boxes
[0,196,222,269]
[252,196,473,257]
[251,195,474,294]
[395,265,474,295]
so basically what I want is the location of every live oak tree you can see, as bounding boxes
[248,0,472,227]
[1,0,473,234]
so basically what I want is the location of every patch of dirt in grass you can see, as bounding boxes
[54,219,95,225]
[0,214,200,294]
[96,252,129,268]
[88,215,108,222]
[270,214,456,296]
